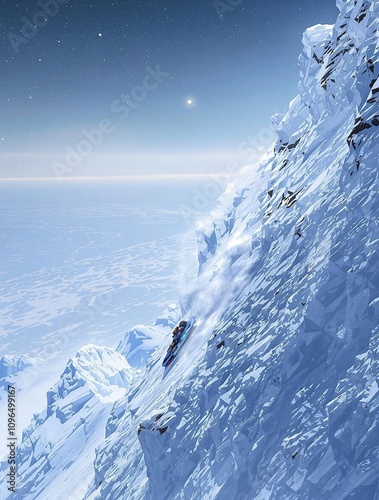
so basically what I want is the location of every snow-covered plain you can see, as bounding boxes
[2,0,379,498]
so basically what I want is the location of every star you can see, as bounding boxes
[185,97,196,108]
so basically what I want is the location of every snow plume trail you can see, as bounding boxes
[180,161,270,329]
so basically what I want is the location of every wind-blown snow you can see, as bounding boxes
[2,0,379,498]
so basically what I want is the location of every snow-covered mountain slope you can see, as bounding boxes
[4,0,379,498]
[85,1,379,498]
[117,303,180,369]
[0,346,137,500]
[0,355,34,381]
[0,355,51,461]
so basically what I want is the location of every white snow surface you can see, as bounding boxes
[117,303,180,369]
[2,0,379,498]
[0,346,137,500]
[0,355,34,381]
[0,355,52,461]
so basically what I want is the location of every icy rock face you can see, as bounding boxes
[117,303,180,369]
[88,1,379,499]
[0,345,136,500]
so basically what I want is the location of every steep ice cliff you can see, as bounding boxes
[3,0,379,498]
[87,0,379,498]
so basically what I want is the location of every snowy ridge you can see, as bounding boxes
[0,355,34,382]
[0,346,137,500]
[69,345,136,404]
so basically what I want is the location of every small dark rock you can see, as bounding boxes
[292,449,301,460]
[217,340,225,350]
[137,424,146,436]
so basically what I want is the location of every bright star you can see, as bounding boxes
[185,97,196,108]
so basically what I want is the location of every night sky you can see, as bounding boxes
[1,0,338,179]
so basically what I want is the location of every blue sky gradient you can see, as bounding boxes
[0,0,338,178]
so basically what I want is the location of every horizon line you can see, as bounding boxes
[0,173,236,183]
